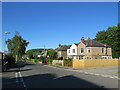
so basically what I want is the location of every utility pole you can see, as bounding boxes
[44,45,46,63]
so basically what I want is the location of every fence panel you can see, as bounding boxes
[73,59,119,68]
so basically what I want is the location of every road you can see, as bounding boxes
[2,62,119,89]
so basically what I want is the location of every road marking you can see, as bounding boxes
[15,71,27,89]
[113,76,118,79]
[18,71,27,88]
[94,74,100,76]
[84,72,89,74]
[109,77,114,79]
[101,75,108,77]
[15,72,19,83]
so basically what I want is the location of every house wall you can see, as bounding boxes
[77,42,112,59]
[90,47,112,56]
[77,42,86,55]
[67,44,78,55]
[61,51,67,59]
[57,51,67,59]
[57,51,62,57]
[52,60,63,66]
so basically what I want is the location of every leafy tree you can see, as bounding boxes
[26,50,34,59]
[94,30,107,44]
[94,24,120,58]
[47,49,57,60]
[6,32,29,61]
[39,56,45,61]
[26,48,54,59]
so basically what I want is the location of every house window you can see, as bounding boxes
[102,48,104,53]
[87,48,90,53]
[80,48,84,53]
[68,50,70,53]
[72,49,75,53]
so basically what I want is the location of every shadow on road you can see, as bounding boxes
[3,73,108,89]
[2,68,32,73]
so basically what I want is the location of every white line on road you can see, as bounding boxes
[15,71,27,89]
[15,72,19,83]
[94,74,100,76]
[18,71,27,88]
[84,72,89,74]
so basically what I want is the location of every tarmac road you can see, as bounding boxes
[2,62,119,89]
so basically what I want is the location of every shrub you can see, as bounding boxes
[67,58,72,62]
[48,58,52,64]
[57,57,63,60]
[47,62,52,65]
[64,58,72,62]
[39,56,45,61]
[56,63,62,66]
[3,54,15,65]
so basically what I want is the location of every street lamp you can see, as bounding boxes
[4,32,10,52]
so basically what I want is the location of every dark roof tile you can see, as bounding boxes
[84,39,111,47]
[55,45,70,51]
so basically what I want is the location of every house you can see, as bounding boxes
[33,50,47,58]
[67,43,79,59]
[67,37,112,59]
[22,54,29,59]
[55,44,70,59]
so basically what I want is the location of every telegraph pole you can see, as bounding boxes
[44,45,46,63]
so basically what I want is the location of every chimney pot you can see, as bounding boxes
[81,37,84,42]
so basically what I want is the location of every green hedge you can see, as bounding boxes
[27,59,39,62]
[64,58,72,62]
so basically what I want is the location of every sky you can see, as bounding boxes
[2,2,118,51]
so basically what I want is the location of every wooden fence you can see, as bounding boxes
[73,59,120,68]
[63,61,72,67]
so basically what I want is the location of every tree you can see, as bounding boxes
[26,49,33,59]
[94,24,120,58]
[6,32,29,61]
[47,49,57,60]
[94,30,107,44]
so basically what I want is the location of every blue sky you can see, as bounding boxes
[2,2,118,51]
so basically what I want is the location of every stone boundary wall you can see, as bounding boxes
[52,60,63,66]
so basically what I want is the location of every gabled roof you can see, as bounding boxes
[74,43,79,46]
[55,45,70,51]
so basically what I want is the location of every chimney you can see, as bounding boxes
[88,37,91,40]
[81,37,85,42]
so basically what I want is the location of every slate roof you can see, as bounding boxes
[55,45,70,51]
[84,39,111,47]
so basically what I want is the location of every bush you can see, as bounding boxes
[48,58,52,64]
[55,63,62,66]
[57,57,63,60]
[47,62,52,65]
[64,58,72,62]
[39,56,45,61]
[3,54,15,65]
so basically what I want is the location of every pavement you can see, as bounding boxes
[38,61,119,79]
[2,61,120,89]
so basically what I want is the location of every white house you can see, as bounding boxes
[67,43,79,59]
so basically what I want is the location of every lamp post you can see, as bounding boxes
[4,32,10,52]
